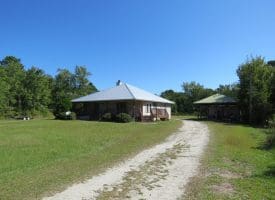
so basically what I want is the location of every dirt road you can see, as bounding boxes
[44,120,209,200]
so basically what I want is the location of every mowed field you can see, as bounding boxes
[0,119,181,200]
[184,121,275,199]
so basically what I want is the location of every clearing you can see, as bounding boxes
[44,120,209,200]
[184,121,275,199]
[0,119,181,200]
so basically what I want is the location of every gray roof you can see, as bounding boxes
[71,83,174,104]
[194,94,237,104]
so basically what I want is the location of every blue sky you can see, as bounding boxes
[0,0,275,94]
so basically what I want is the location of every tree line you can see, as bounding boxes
[161,56,275,125]
[0,56,97,119]
[161,82,239,115]
[1,55,274,125]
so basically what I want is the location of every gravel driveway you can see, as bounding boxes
[44,120,209,200]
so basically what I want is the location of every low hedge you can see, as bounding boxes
[100,113,114,122]
[116,113,133,123]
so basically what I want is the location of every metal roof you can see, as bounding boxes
[71,83,174,104]
[193,94,237,105]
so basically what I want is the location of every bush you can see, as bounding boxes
[264,131,275,149]
[100,113,113,122]
[115,113,133,123]
[55,111,76,120]
[70,112,76,120]
[252,103,273,125]
[264,119,275,149]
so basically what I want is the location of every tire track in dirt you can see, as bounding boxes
[44,120,209,200]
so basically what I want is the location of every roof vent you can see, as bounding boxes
[116,80,123,86]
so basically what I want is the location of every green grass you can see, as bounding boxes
[184,121,275,199]
[0,119,181,200]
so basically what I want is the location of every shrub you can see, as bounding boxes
[116,113,133,123]
[55,111,76,120]
[70,112,76,120]
[100,113,113,122]
[264,131,275,149]
[263,119,275,149]
[252,103,273,125]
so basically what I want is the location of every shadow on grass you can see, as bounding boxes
[256,143,275,151]
[249,164,275,179]
[264,165,275,177]
[183,117,251,128]
[255,129,275,150]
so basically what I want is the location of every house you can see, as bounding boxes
[71,81,174,121]
[194,94,240,122]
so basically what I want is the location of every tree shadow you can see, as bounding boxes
[264,165,275,177]
[255,129,275,150]
[183,117,252,128]
[249,164,275,179]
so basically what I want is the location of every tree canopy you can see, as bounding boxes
[0,55,274,124]
[237,56,274,124]
[0,56,97,118]
[161,82,215,114]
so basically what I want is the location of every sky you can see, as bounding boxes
[0,0,275,94]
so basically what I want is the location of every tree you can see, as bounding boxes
[22,67,52,115]
[51,66,97,118]
[237,56,273,125]
[160,90,179,113]
[271,72,275,112]
[181,81,215,113]
[216,83,239,100]
[182,81,214,101]
[0,68,10,117]
[268,62,275,112]
[0,56,25,115]
[0,55,98,119]
[73,66,97,97]
[161,82,215,114]
[52,69,74,116]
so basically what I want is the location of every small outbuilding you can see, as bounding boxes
[71,81,174,122]
[194,94,240,122]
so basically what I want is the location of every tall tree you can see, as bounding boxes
[52,69,74,116]
[160,90,180,113]
[182,81,215,113]
[216,83,239,100]
[182,81,214,101]
[237,56,273,124]
[161,82,215,114]
[0,56,25,115]
[73,66,97,97]
[51,66,97,118]
[268,61,275,112]
[22,67,52,115]
[0,68,10,117]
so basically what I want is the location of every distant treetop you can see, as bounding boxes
[268,60,275,67]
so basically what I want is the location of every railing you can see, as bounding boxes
[140,108,169,122]
[150,108,168,119]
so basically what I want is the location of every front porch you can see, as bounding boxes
[196,104,240,122]
[72,101,171,122]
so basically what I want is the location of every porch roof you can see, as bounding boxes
[72,83,174,104]
[194,94,237,105]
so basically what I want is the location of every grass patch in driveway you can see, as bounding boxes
[0,119,181,200]
[184,121,275,199]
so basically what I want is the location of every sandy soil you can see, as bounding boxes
[43,120,209,200]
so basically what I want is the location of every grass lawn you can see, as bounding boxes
[0,119,181,200]
[184,120,275,199]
